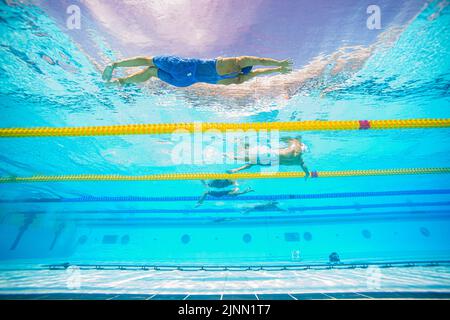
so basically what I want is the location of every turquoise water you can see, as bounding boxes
[0,0,450,293]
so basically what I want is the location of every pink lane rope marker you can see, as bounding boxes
[359,120,371,129]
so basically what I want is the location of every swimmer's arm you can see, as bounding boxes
[247,67,285,77]
[109,67,154,85]
[240,67,284,81]
[218,67,284,85]
[300,157,310,180]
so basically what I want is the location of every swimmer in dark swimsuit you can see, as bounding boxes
[102,55,293,87]
[195,179,254,207]
[226,136,310,179]
[242,201,286,214]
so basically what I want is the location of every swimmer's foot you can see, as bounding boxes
[279,59,293,69]
[227,169,238,174]
[245,187,254,193]
[102,64,115,81]
[278,66,293,74]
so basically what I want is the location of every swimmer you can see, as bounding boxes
[102,55,293,87]
[195,179,254,207]
[243,201,286,214]
[226,136,310,179]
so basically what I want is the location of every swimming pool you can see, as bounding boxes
[0,0,450,298]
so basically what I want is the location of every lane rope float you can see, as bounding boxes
[0,118,449,137]
[0,167,449,183]
[2,189,449,203]
[44,260,450,271]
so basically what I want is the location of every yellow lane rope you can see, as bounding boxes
[1,168,449,183]
[0,119,449,137]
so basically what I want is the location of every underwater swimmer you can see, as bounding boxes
[226,137,310,178]
[196,179,254,207]
[243,201,286,214]
[102,55,293,87]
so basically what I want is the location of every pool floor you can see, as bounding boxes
[1,292,450,300]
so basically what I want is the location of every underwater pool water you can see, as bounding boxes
[0,0,449,295]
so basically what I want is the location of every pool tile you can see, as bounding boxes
[257,294,294,300]
[185,295,221,300]
[284,232,300,242]
[52,293,114,300]
[109,294,154,300]
[150,294,188,300]
[327,292,367,299]
[102,235,118,244]
[222,294,257,300]
[291,293,333,300]
[0,294,47,300]
[362,291,450,299]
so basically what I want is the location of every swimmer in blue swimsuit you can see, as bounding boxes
[102,55,293,87]
[195,179,254,207]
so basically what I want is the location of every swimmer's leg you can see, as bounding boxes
[229,187,254,196]
[227,163,253,174]
[223,152,246,161]
[195,191,209,208]
[300,157,310,181]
